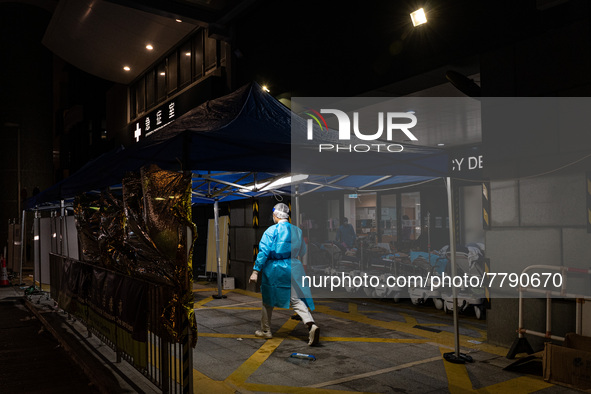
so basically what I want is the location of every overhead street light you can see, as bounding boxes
[410,8,427,27]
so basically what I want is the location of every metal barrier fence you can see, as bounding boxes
[49,253,193,393]
[507,264,591,359]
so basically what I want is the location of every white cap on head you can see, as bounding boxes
[273,203,290,219]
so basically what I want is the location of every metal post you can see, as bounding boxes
[212,198,226,299]
[17,125,21,222]
[295,185,307,267]
[64,208,70,258]
[448,177,460,357]
[443,177,472,364]
[60,200,65,256]
[518,288,524,338]
[18,209,25,285]
[546,294,552,338]
[295,185,300,228]
[427,211,431,262]
[34,210,41,291]
[576,299,583,335]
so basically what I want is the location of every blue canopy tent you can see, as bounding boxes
[24,82,468,361]
[25,79,452,296]
[28,82,449,208]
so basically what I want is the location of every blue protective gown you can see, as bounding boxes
[253,221,315,311]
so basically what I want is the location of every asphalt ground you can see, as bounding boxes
[1,275,583,393]
[190,282,580,394]
[0,288,99,394]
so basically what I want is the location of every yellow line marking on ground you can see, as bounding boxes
[224,318,299,386]
[287,335,429,344]
[440,347,473,393]
[439,347,555,394]
[198,306,261,311]
[198,333,259,339]
[461,323,487,339]
[241,382,377,394]
[195,300,260,309]
[200,332,429,344]
[474,376,553,393]
[400,312,418,325]
[230,288,262,299]
[312,304,508,356]
[193,368,236,393]
[191,290,556,393]
[192,287,218,292]
[193,290,232,308]
[150,338,235,393]
[309,356,442,388]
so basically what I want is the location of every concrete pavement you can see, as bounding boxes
[191,282,578,393]
[1,275,582,393]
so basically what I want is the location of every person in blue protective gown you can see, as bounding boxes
[249,203,320,346]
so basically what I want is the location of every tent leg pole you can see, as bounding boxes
[295,185,300,228]
[19,209,25,286]
[212,198,226,299]
[295,185,307,268]
[443,177,472,364]
[60,200,65,256]
[35,211,41,293]
[427,211,431,265]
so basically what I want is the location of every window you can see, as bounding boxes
[130,85,137,119]
[378,192,421,251]
[128,27,224,121]
[135,77,145,114]
[326,199,340,241]
[156,61,167,102]
[179,40,192,87]
[220,41,227,65]
[380,194,397,245]
[355,193,377,241]
[204,34,217,71]
[168,53,178,93]
[401,192,421,242]
[146,70,155,108]
[193,30,204,79]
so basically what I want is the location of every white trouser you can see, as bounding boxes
[261,295,313,332]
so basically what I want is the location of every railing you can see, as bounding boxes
[49,253,193,393]
[507,264,591,359]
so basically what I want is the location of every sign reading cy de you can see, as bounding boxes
[290,97,479,177]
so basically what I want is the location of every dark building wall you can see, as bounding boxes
[0,4,53,249]
[481,7,591,347]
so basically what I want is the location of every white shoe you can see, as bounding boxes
[255,330,272,339]
[308,324,320,346]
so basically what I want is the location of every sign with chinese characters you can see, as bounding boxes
[127,75,220,145]
[132,101,177,143]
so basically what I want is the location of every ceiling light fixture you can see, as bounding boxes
[146,44,153,50]
[160,72,165,76]
[185,52,191,57]
[437,143,445,146]
[262,85,270,93]
[410,8,427,27]
[175,19,182,23]
[123,66,131,71]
